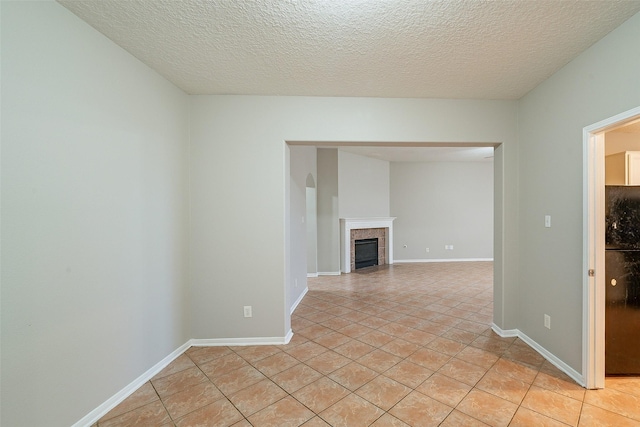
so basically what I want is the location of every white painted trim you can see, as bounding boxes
[584,106,640,135]
[394,258,494,263]
[583,130,606,390]
[191,335,292,347]
[317,271,341,276]
[490,323,519,338]
[72,340,193,427]
[491,324,585,387]
[291,287,309,315]
[583,106,640,390]
[75,330,296,425]
[518,332,584,387]
[307,273,318,278]
[284,329,294,344]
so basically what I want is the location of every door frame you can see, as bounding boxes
[583,106,640,389]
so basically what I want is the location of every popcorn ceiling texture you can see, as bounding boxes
[58,0,640,99]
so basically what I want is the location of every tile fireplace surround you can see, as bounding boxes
[340,217,396,273]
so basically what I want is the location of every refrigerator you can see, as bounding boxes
[605,185,640,375]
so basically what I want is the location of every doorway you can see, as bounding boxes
[584,106,640,389]
[288,141,501,328]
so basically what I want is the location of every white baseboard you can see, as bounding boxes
[75,330,296,426]
[291,287,309,315]
[394,258,494,263]
[317,271,341,276]
[191,335,292,347]
[491,323,585,387]
[307,273,318,278]
[517,331,584,387]
[491,323,519,337]
[284,329,294,344]
[72,340,192,427]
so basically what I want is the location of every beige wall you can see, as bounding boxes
[1,2,190,425]
[189,96,519,344]
[317,148,341,273]
[10,1,639,425]
[517,11,640,371]
[338,150,390,218]
[289,145,317,308]
[391,162,493,260]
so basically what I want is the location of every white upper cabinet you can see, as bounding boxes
[606,151,640,185]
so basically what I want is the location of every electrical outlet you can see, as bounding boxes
[244,306,252,318]
[544,314,551,329]
[295,278,298,288]
[425,247,430,253]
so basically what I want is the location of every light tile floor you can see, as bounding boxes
[95,262,640,426]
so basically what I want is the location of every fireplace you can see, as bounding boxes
[350,228,386,270]
[355,238,379,269]
[340,217,396,273]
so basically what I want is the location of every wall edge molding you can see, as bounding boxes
[490,323,519,337]
[394,258,494,263]
[317,271,341,276]
[75,331,294,425]
[517,331,585,387]
[191,335,292,347]
[291,287,309,314]
[491,323,585,387]
[284,329,294,345]
[72,340,193,427]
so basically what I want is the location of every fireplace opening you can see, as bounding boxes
[354,238,378,269]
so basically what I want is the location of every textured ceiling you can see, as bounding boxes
[58,0,640,100]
